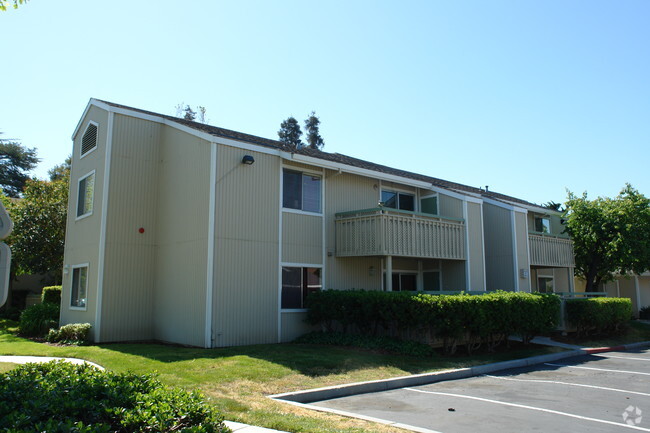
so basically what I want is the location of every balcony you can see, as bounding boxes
[335,208,465,260]
[529,232,574,267]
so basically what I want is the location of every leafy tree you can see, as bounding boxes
[278,116,303,148]
[0,135,39,198]
[47,155,71,182]
[544,201,563,212]
[0,0,27,11]
[564,184,650,291]
[304,111,325,150]
[5,163,68,284]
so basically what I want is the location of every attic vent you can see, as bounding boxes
[81,123,98,156]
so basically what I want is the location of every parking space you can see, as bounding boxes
[311,349,650,433]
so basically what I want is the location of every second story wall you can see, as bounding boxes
[483,202,515,291]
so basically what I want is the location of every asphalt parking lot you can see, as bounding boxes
[310,348,650,433]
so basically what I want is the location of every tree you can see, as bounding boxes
[544,201,563,212]
[278,117,303,148]
[48,155,71,182]
[304,111,325,150]
[564,184,650,291]
[0,135,39,198]
[183,105,196,121]
[0,0,27,11]
[5,172,68,284]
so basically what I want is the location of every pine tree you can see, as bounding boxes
[304,111,324,150]
[278,117,303,148]
[183,105,196,121]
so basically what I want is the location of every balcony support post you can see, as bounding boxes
[386,255,393,292]
[568,267,575,293]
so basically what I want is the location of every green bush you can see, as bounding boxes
[566,297,632,336]
[640,306,650,320]
[0,361,230,433]
[306,290,561,354]
[41,285,62,305]
[46,323,92,345]
[18,303,60,337]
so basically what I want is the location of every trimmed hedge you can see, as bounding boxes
[18,302,60,337]
[566,297,632,335]
[41,285,62,305]
[640,306,650,320]
[306,290,560,354]
[0,361,229,433]
[46,323,92,345]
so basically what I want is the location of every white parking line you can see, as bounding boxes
[545,363,650,376]
[484,375,650,397]
[404,388,650,432]
[595,354,650,362]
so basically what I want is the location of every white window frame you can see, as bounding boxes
[80,121,99,159]
[537,276,554,293]
[534,215,551,234]
[280,262,323,312]
[420,193,440,216]
[281,168,323,215]
[76,170,96,221]
[382,269,419,292]
[69,263,89,311]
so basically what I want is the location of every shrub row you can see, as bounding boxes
[41,285,62,305]
[565,297,632,335]
[46,323,92,345]
[0,361,230,433]
[306,290,561,354]
[18,302,59,337]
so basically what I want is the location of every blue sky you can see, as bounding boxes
[2,1,649,205]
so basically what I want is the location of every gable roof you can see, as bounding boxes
[88,98,553,213]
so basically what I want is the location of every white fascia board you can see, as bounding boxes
[429,185,483,204]
[71,99,102,140]
[483,197,528,214]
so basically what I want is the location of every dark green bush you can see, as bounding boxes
[640,306,650,320]
[306,290,561,354]
[46,323,92,345]
[0,361,230,433]
[0,306,21,320]
[18,303,60,337]
[566,297,632,335]
[41,285,62,305]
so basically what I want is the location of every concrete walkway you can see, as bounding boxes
[0,355,288,433]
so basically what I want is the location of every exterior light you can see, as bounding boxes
[242,155,255,165]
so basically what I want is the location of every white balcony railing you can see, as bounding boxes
[529,233,574,267]
[335,208,465,260]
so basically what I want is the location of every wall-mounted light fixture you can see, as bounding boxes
[242,155,255,165]
[63,265,70,275]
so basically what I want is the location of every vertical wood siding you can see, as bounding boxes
[280,312,315,342]
[61,106,110,339]
[439,194,463,219]
[282,213,323,264]
[467,202,485,290]
[212,146,280,347]
[153,125,210,347]
[100,114,161,342]
[515,212,531,292]
[483,203,515,291]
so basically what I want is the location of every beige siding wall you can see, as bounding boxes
[325,172,379,289]
[281,312,315,342]
[100,114,161,342]
[212,146,280,347]
[282,213,323,264]
[439,194,463,219]
[483,203,515,291]
[153,125,210,347]
[466,202,485,291]
[514,211,531,292]
[640,277,650,310]
[619,278,639,314]
[61,106,110,339]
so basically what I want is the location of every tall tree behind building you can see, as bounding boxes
[304,111,324,150]
[0,133,39,198]
[278,117,303,148]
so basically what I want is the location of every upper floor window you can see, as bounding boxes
[283,169,321,213]
[420,195,438,215]
[77,171,95,219]
[535,216,551,234]
[81,122,98,157]
[381,190,415,211]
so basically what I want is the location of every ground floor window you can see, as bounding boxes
[70,265,88,309]
[383,272,417,291]
[537,276,554,293]
[281,266,321,309]
[423,271,442,291]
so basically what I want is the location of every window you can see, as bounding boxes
[283,169,321,213]
[70,265,88,308]
[76,171,95,219]
[281,266,321,309]
[381,190,415,211]
[537,277,554,294]
[535,216,551,234]
[423,271,442,291]
[421,196,438,215]
[81,122,98,157]
[383,272,417,291]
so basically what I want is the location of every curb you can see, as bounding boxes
[270,341,650,404]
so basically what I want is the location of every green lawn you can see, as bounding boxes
[0,319,588,433]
